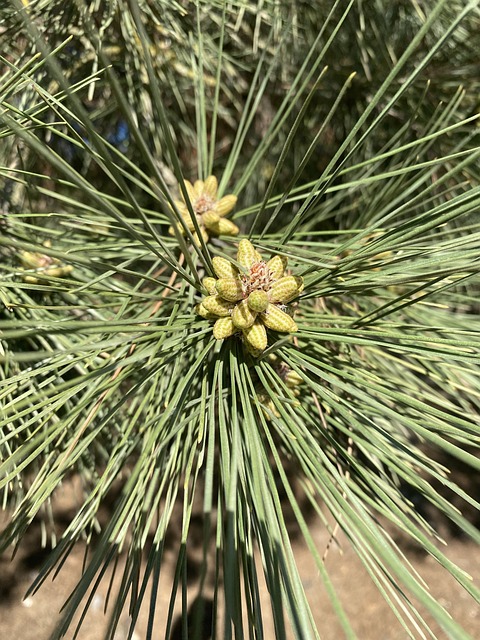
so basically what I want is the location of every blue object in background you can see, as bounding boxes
[49,117,130,164]
[106,119,130,153]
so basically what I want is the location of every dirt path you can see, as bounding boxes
[1,507,479,639]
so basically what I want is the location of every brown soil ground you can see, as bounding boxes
[1,493,479,640]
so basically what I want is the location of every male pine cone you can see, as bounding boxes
[196,239,303,355]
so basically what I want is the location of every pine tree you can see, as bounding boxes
[1,1,480,638]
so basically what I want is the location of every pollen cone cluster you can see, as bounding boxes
[196,239,303,355]
[168,175,239,244]
[19,250,73,283]
[258,355,303,419]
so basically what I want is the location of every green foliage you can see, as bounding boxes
[1,0,480,638]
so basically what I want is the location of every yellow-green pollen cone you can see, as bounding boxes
[19,250,73,283]
[257,355,303,419]
[196,239,303,354]
[168,175,239,244]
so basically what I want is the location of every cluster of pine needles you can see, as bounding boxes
[1,1,480,638]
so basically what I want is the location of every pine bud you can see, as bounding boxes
[193,179,204,198]
[203,175,218,196]
[212,256,238,279]
[182,179,195,202]
[215,194,237,217]
[269,276,303,303]
[192,228,209,245]
[247,290,269,312]
[232,299,257,329]
[181,211,196,231]
[213,317,236,339]
[195,303,216,319]
[215,277,243,301]
[208,218,239,236]
[202,277,217,295]
[202,211,221,228]
[202,295,235,317]
[258,394,280,420]
[237,239,258,270]
[285,370,303,387]
[242,319,267,352]
[267,255,288,280]
[261,304,298,332]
